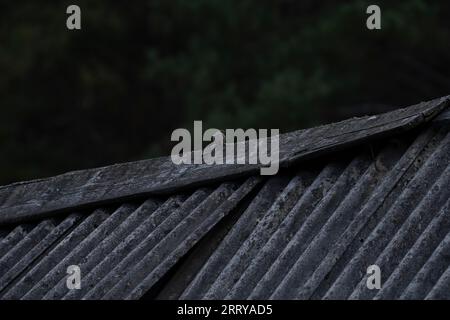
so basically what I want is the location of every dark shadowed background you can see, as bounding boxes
[1,0,449,185]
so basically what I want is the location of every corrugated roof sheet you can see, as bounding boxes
[162,125,449,300]
[0,96,449,300]
[0,178,262,299]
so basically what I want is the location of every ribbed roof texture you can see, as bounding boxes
[0,96,449,300]
[0,178,261,300]
[161,125,450,300]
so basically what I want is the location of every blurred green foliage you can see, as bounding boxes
[1,0,450,184]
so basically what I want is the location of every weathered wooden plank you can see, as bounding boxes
[434,106,450,122]
[0,95,448,225]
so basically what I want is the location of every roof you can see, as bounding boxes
[0,95,449,300]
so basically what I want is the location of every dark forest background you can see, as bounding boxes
[1,0,450,185]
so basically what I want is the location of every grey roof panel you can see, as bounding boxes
[164,125,450,300]
[0,178,262,300]
[0,97,449,300]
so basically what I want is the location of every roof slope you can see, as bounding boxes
[0,95,448,226]
[159,124,450,300]
[0,96,449,300]
[0,177,261,299]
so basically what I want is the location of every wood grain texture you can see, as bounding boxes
[0,95,448,225]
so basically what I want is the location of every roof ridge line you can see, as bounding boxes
[0,95,448,225]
